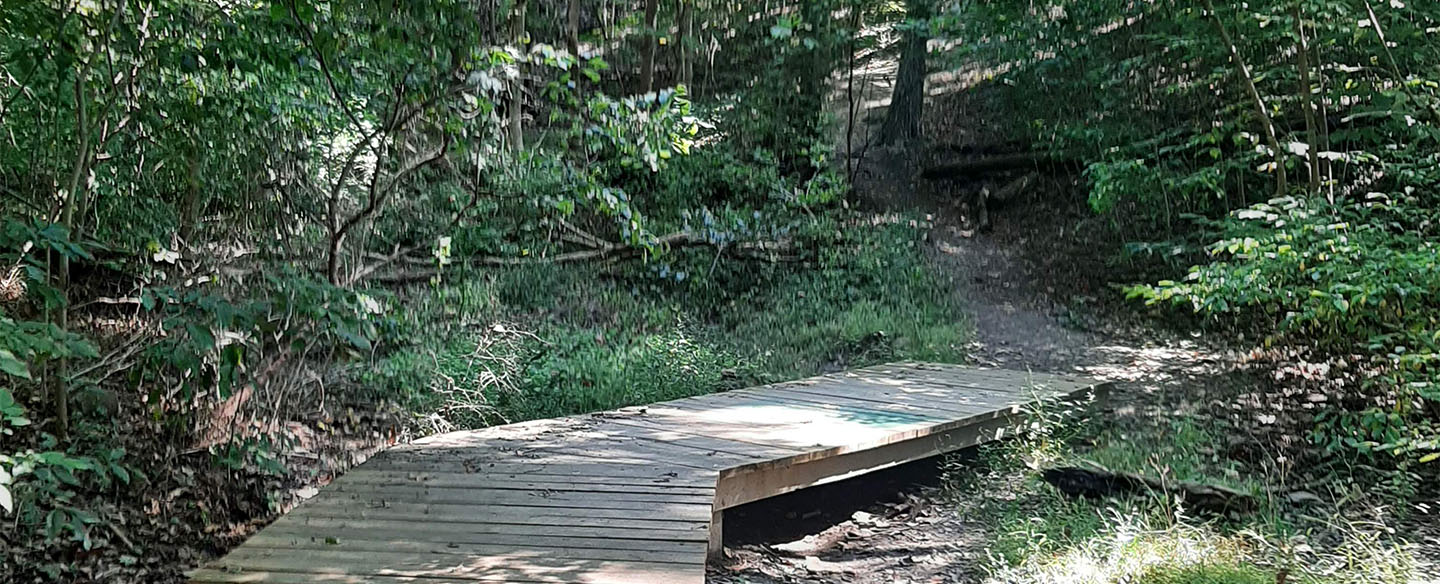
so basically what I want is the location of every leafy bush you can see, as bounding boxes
[938,0,1440,462]
[1133,196,1440,460]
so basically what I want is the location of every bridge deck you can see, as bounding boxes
[190,362,1103,584]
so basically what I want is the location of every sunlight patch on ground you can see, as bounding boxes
[982,508,1264,584]
[1081,341,1227,384]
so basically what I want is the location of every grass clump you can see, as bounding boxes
[364,216,969,428]
[951,399,1419,584]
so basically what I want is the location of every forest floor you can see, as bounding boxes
[708,81,1439,583]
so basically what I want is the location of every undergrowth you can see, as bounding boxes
[948,396,1419,584]
[364,218,969,429]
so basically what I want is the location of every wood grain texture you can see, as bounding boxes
[192,363,1105,583]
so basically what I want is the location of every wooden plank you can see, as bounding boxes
[769,378,1034,412]
[359,459,716,486]
[628,405,940,452]
[724,385,996,418]
[291,499,713,523]
[192,569,522,583]
[265,515,711,542]
[254,524,705,553]
[714,411,1024,510]
[376,440,744,473]
[850,362,1096,394]
[336,470,716,496]
[658,394,943,432]
[586,414,811,455]
[238,533,700,564]
[283,500,711,523]
[663,390,948,423]
[317,483,715,506]
[394,417,772,468]
[208,548,703,584]
[584,416,810,460]
[788,373,1044,401]
[756,382,1024,417]
[597,413,848,452]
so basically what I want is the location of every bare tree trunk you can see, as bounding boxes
[1203,0,1286,196]
[1293,3,1319,196]
[879,0,929,146]
[179,152,203,243]
[677,0,693,88]
[52,74,92,441]
[845,1,862,179]
[567,0,580,57]
[509,0,528,152]
[640,0,659,93]
[1315,41,1333,202]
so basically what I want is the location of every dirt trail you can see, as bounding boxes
[709,135,1252,582]
[708,56,1438,581]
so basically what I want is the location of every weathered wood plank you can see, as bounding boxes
[291,499,714,523]
[253,524,706,552]
[238,533,701,564]
[724,385,995,418]
[208,547,703,584]
[776,375,1042,409]
[316,483,716,506]
[265,515,711,542]
[592,421,810,458]
[663,389,950,423]
[335,470,716,496]
[715,408,1025,509]
[360,458,716,485]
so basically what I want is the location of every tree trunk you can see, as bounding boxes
[1203,0,1286,196]
[640,0,659,93]
[879,0,929,146]
[52,74,92,441]
[567,0,580,57]
[179,152,203,243]
[508,0,528,152]
[677,0,693,88]
[1294,3,1319,195]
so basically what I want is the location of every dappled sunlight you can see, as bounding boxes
[979,501,1421,584]
[676,403,924,446]
[1080,341,1231,384]
[983,504,1259,584]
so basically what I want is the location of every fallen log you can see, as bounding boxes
[368,233,799,284]
[920,152,1076,180]
[1042,465,1256,514]
[988,171,1038,205]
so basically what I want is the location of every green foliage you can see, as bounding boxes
[1140,563,1274,584]
[133,270,390,423]
[0,317,97,381]
[936,0,1440,462]
[366,217,966,428]
[950,402,1414,584]
[1131,196,1440,460]
[0,386,142,546]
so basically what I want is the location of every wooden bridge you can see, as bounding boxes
[190,362,1103,584]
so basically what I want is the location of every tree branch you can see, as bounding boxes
[363,233,799,285]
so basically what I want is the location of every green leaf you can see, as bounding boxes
[110,463,131,485]
[0,349,30,380]
[1421,452,1440,464]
